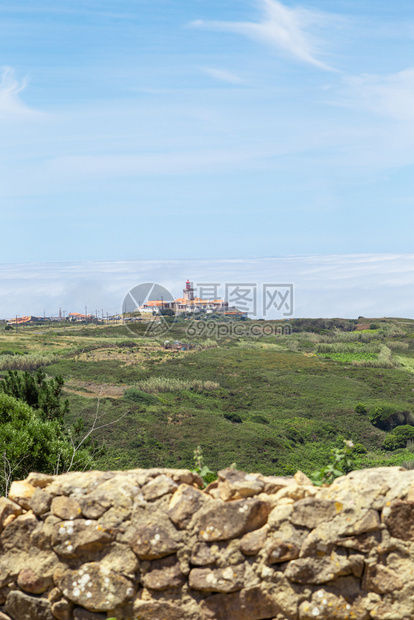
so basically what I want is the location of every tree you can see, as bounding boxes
[0,368,69,422]
[0,392,91,496]
[0,369,130,496]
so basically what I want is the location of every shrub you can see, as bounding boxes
[353,443,367,454]
[355,403,367,414]
[392,425,414,441]
[224,412,242,424]
[368,405,408,431]
[370,323,380,330]
[382,425,414,451]
[383,435,406,451]
[116,340,137,348]
[0,392,94,496]
[285,426,304,444]
[251,414,269,425]
[123,388,159,405]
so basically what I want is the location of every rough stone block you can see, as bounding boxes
[5,590,54,620]
[54,562,134,612]
[195,498,271,542]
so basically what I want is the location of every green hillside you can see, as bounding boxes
[2,316,414,478]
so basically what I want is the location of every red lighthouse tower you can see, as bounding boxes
[183,279,194,301]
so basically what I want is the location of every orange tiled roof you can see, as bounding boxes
[8,316,32,324]
[142,300,168,307]
[174,298,226,305]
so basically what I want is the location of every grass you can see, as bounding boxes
[0,352,58,370]
[134,377,220,393]
[3,316,414,477]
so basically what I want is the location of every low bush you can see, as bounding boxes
[224,412,242,424]
[251,414,269,425]
[383,435,406,451]
[353,443,367,454]
[383,425,414,451]
[123,388,159,405]
[355,403,367,414]
[368,405,409,431]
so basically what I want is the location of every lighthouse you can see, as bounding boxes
[183,279,194,302]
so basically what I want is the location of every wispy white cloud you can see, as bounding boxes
[0,67,41,121]
[191,0,337,71]
[344,68,414,121]
[2,254,414,319]
[201,67,244,84]
[0,146,276,197]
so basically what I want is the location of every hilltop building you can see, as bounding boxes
[6,316,40,326]
[67,312,95,322]
[139,280,246,317]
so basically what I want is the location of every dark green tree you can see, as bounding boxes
[0,392,92,496]
[0,368,69,422]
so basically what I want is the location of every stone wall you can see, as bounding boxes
[1,465,414,619]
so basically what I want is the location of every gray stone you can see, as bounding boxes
[0,512,38,552]
[51,519,114,558]
[240,525,268,556]
[285,552,352,584]
[189,564,245,592]
[291,497,339,529]
[142,475,178,501]
[267,538,300,564]
[190,542,217,566]
[167,484,208,529]
[362,563,404,594]
[195,498,271,542]
[130,522,180,560]
[133,599,185,619]
[5,590,54,620]
[200,585,281,620]
[54,562,134,612]
[299,589,370,620]
[29,487,53,516]
[73,609,106,620]
[141,555,185,590]
[78,492,111,520]
[51,598,73,620]
[217,469,265,501]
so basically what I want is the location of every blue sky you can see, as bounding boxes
[2,0,414,262]
[1,1,414,316]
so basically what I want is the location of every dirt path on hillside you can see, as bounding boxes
[63,380,126,399]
